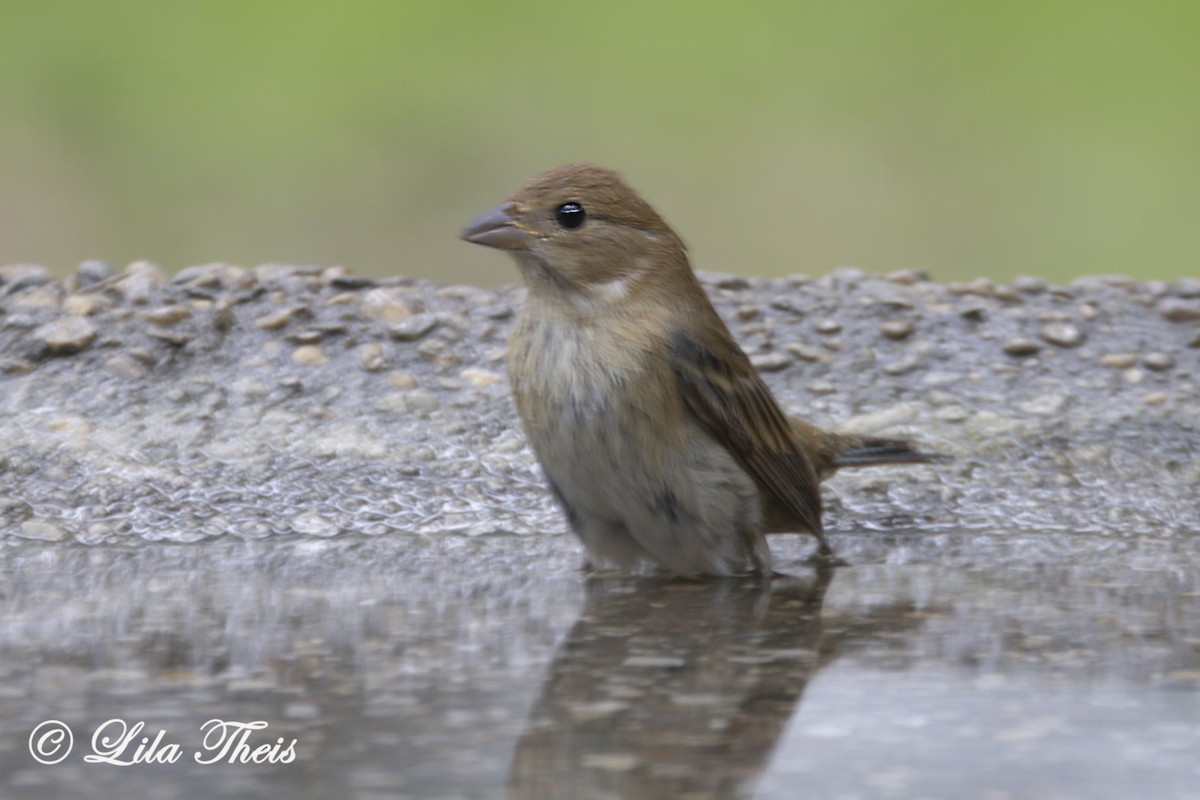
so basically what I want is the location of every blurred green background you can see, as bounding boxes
[1,1,1197,288]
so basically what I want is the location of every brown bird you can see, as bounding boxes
[461,164,940,575]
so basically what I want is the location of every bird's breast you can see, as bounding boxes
[507,311,682,456]
[511,315,636,416]
[506,307,759,550]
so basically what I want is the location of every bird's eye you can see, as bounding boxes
[556,202,586,229]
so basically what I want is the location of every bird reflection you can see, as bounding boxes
[509,566,905,799]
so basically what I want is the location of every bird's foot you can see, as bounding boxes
[805,545,849,568]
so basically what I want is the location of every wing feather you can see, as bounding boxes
[670,330,826,544]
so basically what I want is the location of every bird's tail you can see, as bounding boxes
[833,436,949,469]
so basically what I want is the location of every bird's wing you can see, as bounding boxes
[669,330,825,538]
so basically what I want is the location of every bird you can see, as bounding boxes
[461,164,941,576]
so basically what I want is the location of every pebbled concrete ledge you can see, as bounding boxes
[1,261,1198,545]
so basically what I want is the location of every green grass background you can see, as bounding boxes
[1,1,1197,288]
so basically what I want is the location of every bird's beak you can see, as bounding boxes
[460,203,538,251]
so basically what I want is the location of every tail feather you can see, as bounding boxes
[834,437,949,469]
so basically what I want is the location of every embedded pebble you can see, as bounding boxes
[147,327,193,347]
[884,355,922,375]
[934,405,969,422]
[750,352,792,372]
[1019,394,1069,416]
[875,291,916,310]
[286,329,324,345]
[255,306,304,330]
[62,294,105,316]
[1012,276,1049,294]
[735,306,760,321]
[48,415,92,437]
[704,272,750,290]
[172,263,222,287]
[361,287,413,322]
[128,348,156,365]
[437,284,486,301]
[32,316,97,355]
[1175,277,1200,297]
[993,285,1022,303]
[921,371,962,387]
[118,261,165,304]
[959,304,987,321]
[1158,298,1200,322]
[884,268,929,285]
[388,313,438,342]
[838,404,919,433]
[216,263,250,288]
[1142,352,1175,372]
[785,343,832,363]
[292,345,328,366]
[17,520,67,542]
[2,313,37,330]
[313,322,347,337]
[374,390,439,414]
[814,319,842,335]
[461,368,502,388]
[1071,276,1116,294]
[769,297,808,315]
[1039,322,1085,348]
[1003,338,1041,357]
[358,343,386,372]
[141,305,192,325]
[1100,353,1137,368]
[0,495,32,523]
[230,378,268,397]
[1142,392,1167,405]
[290,511,339,537]
[0,264,51,292]
[966,277,997,296]
[76,260,115,286]
[104,354,149,379]
[477,303,513,320]
[387,371,419,390]
[967,410,1022,436]
[320,265,359,286]
[880,320,914,340]
[211,296,236,332]
[11,285,61,308]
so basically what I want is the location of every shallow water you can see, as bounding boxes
[2,529,1196,799]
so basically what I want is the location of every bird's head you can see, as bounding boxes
[461,164,690,303]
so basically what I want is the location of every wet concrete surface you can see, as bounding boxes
[1,263,1198,797]
[2,534,1197,799]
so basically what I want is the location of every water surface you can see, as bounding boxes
[2,530,1196,799]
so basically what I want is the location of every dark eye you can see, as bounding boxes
[556,202,586,229]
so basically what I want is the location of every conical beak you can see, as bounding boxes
[460,203,538,251]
